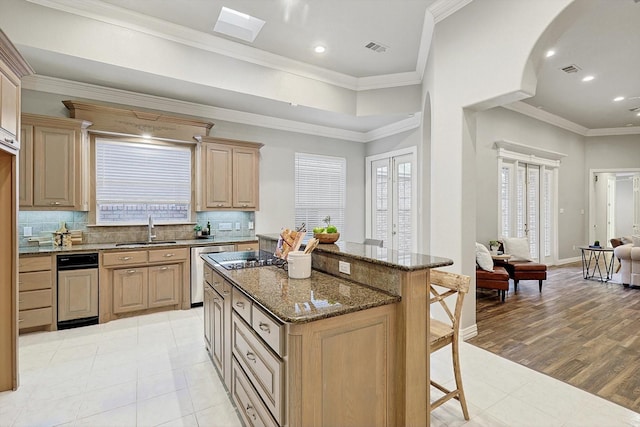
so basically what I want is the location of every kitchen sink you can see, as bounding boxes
[115,240,177,247]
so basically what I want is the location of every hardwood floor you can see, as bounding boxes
[469,262,640,413]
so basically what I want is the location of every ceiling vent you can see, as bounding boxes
[365,41,388,53]
[560,64,581,73]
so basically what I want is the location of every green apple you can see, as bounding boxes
[326,225,338,233]
[313,226,326,234]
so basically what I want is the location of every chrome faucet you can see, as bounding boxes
[148,215,156,242]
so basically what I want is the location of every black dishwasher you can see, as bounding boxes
[57,253,99,330]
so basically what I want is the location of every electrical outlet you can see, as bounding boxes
[23,226,33,237]
[338,261,351,275]
[248,221,254,230]
[235,222,240,230]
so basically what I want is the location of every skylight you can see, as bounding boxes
[213,7,265,43]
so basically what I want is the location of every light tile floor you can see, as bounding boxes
[1,307,638,427]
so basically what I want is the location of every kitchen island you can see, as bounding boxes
[204,240,453,427]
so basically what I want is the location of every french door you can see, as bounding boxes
[366,149,417,252]
[500,160,556,264]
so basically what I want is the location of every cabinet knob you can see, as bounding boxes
[126,269,136,274]
[258,322,270,333]
[235,301,244,308]
[119,256,133,261]
[164,253,175,257]
[4,137,14,144]
[216,204,223,207]
[50,201,61,205]
[245,351,256,362]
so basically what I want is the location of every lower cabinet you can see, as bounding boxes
[113,267,148,314]
[204,263,231,388]
[148,264,180,308]
[18,255,55,332]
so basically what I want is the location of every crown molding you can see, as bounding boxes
[504,101,640,137]
[503,102,588,135]
[22,75,416,143]
[428,0,474,23]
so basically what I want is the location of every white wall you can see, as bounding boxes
[21,90,367,243]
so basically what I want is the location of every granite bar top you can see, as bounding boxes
[19,236,258,256]
[206,258,400,324]
[257,233,453,271]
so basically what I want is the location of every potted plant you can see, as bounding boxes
[489,240,500,254]
[194,224,202,237]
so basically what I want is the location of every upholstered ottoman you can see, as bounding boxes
[499,261,547,292]
[476,266,510,302]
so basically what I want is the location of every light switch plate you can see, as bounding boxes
[338,261,351,275]
[23,226,33,237]
[235,222,240,230]
[248,221,254,230]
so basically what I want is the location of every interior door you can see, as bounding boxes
[634,174,640,234]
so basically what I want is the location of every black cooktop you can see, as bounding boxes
[206,250,283,270]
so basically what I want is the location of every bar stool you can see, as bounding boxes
[429,269,470,420]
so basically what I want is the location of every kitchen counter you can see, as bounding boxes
[205,256,400,323]
[18,236,258,256]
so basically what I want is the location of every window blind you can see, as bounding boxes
[96,139,191,224]
[294,153,346,238]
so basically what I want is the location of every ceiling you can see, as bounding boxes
[10,0,640,138]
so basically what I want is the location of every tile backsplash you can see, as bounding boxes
[18,211,255,247]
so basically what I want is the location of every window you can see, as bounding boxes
[295,153,346,238]
[96,138,191,224]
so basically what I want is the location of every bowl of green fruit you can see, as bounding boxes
[313,218,340,243]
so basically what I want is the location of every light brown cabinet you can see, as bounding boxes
[57,268,98,322]
[100,247,189,322]
[19,114,91,210]
[18,255,55,332]
[204,263,231,387]
[200,137,263,211]
[0,65,19,147]
[236,241,258,252]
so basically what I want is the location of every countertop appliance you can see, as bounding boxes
[206,250,282,270]
[56,253,99,330]
[191,245,235,306]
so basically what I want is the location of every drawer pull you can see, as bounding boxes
[126,270,136,274]
[217,203,223,207]
[246,404,257,420]
[258,322,270,333]
[213,297,220,302]
[223,289,230,295]
[4,137,14,144]
[160,266,168,271]
[164,253,175,257]
[246,351,256,362]
[18,319,23,323]
[50,201,61,205]
[119,256,133,261]
[235,301,245,308]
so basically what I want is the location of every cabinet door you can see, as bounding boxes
[203,285,213,354]
[18,125,33,206]
[33,126,77,207]
[203,144,232,208]
[57,269,98,322]
[211,291,225,374]
[233,148,259,209]
[0,69,19,139]
[113,268,148,313]
[148,264,180,308]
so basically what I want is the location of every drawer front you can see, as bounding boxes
[236,242,258,252]
[204,264,213,285]
[232,314,283,424]
[103,250,148,266]
[19,289,52,310]
[232,287,252,324]
[19,307,53,329]
[232,359,278,427]
[148,247,188,263]
[252,305,284,357]
[19,255,52,272]
[210,269,230,298]
[19,271,52,291]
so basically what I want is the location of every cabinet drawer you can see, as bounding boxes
[103,250,148,266]
[204,263,213,285]
[19,307,53,329]
[232,288,252,324]
[252,305,284,357]
[19,271,52,291]
[148,247,188,263]
[210,269,231,298]
[232,359,278,427]
[19,289,52,310]
[236,242,258,252]
[19,255,52,272]
[232,315,283,425]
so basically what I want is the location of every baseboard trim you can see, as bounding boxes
[556,256,581,265]
[461,323,478,341]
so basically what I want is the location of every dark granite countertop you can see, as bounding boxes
[207,259,400,324]
[257,233,453,271]
[19,236,258,256]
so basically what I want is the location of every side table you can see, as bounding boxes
[579,246,615,282]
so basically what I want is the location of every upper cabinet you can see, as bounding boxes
[199,137,263,211]
[20,114,92,210]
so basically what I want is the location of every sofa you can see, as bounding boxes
[613,243,640,287]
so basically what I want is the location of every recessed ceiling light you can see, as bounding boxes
[582,75,595,82]
[637,112,640,117]
[613,96,625,102]
[314,45,326,54]
[545,50,556,58]
[213,7,265,43]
